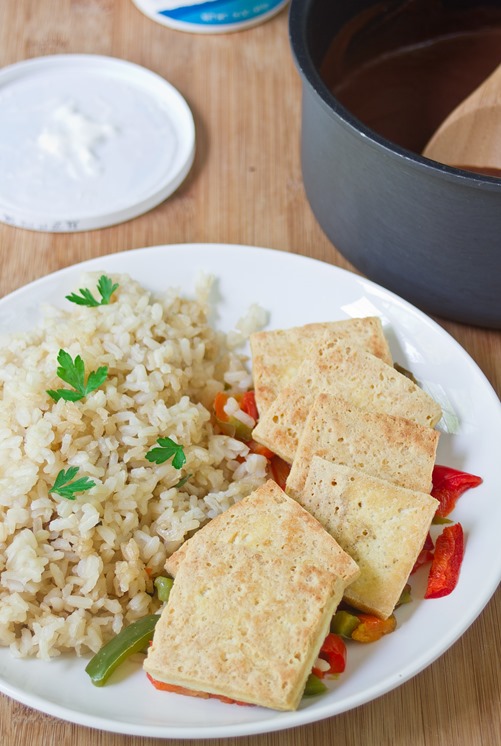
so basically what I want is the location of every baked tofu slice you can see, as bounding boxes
[144,542,347,710]
[252,339,442,464]
[165,478,359,583]
[145,481,358,711]
[299,458,440,619]
[286,394,439,499]
[250,317,393,416]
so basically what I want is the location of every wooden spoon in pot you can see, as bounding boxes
[422,62,501,177]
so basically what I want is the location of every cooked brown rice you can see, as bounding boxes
[0,273,268,659]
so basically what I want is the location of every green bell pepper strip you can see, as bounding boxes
[154,576,174,603]
[395,583,413,607]
[85,613,160,687]
[330,610,361,638]
[303,673,328,697]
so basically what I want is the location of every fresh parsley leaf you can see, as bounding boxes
[66,287,100,307]
[49,467,96,500]
[85,366,109,393]
[96,275,119,304]
[47,349,108,403]
[66,275,119,307]
[145,437,187,468]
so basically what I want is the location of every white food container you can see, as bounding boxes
[132,0,289,33]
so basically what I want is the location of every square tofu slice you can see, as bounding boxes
[252,339,442,463]
[250,317,393,415]
[286,394,439,499]
[165,479,359,583]
[144,542,347,711]
[300,458,440,619]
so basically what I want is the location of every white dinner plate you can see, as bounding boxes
[0,243,500,738]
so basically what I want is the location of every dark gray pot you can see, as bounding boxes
[289,0,501,328]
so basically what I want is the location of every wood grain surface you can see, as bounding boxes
[0,2,500,745]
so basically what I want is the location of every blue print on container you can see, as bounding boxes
[160,0,284,25]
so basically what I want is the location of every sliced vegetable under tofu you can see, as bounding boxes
[330,608,397,643]
[213,391,255,440]
[411,532,435,574]
[350,613,397,643]
[146,674,250,705]
[303,674,327,697]
[213,390,274,458]
[154,576,174,603]
[312,633,347,676]
[330,610,361,639]
[269,455,291,490]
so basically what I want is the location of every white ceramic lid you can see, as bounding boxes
[0,55,195,232]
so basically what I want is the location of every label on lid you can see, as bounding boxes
[132,0,289,33]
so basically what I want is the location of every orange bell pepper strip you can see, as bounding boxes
[213,391,231,423]
[350,613,397,643]
[146,673,251,706]
[431,465,482,518]
[424,522,464,599]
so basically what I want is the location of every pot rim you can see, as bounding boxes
[288,0,501,190]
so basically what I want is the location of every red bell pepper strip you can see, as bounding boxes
[238,392,275,457]
[411,531,435,574]
[239,390,259,421]
[214,391,259,426]
[246,439,275,459]
[431,465,482,518]
[312,633,347,677]
[269,455,291,490]
[424,522,464,599]
[411,547,435,574]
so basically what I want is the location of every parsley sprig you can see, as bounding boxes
[47,349,108,403]
[66,275,119,307]
[49,467,96,500]
[145,437,187,468]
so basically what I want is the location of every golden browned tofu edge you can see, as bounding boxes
[165,479,359,585]
[299,458,440,619]
[146,542,347,710]
[286,393,439,499]
[250,317,393,416]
